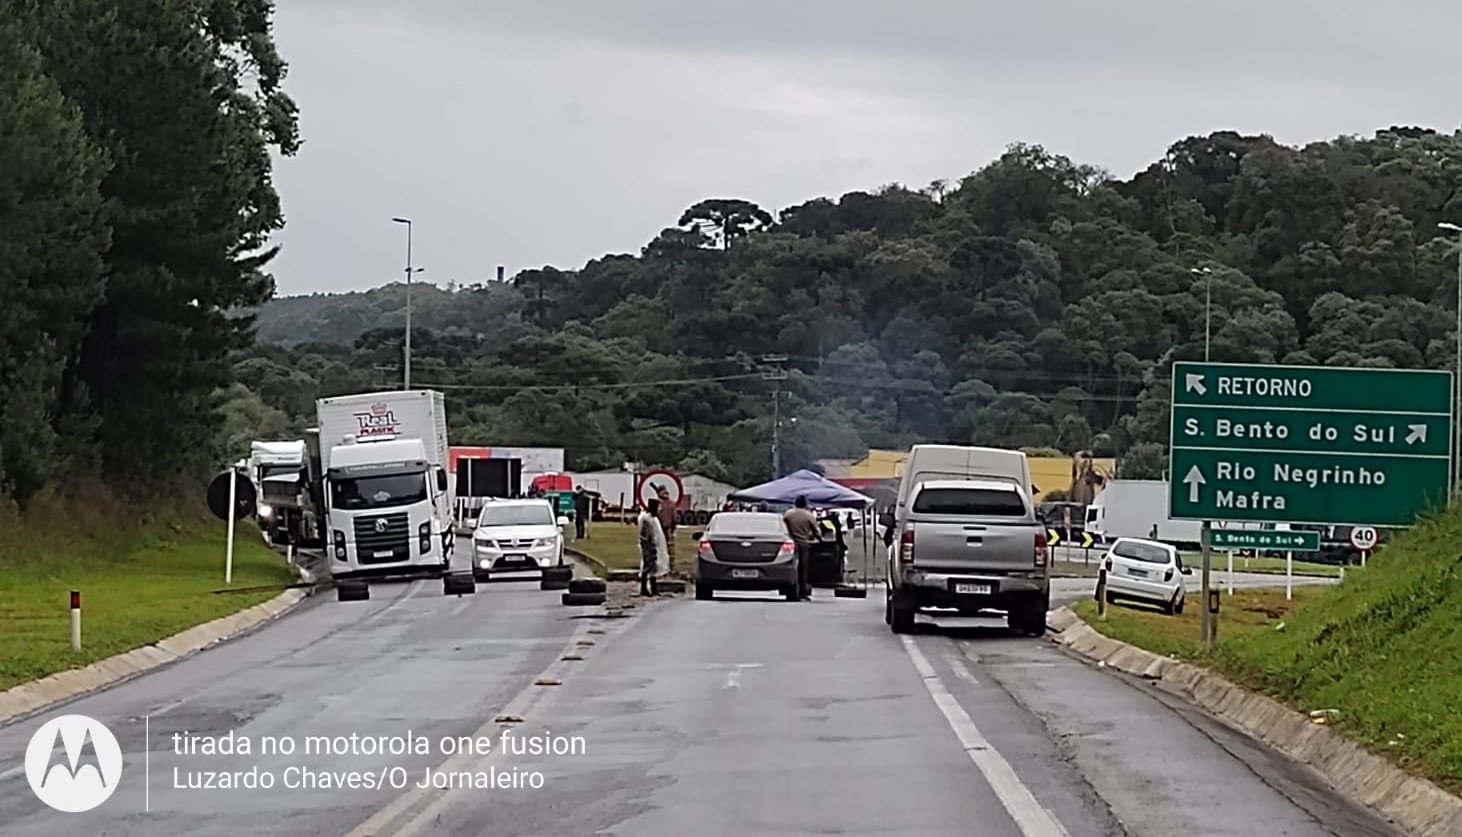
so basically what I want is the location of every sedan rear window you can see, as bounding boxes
[912,487,1026,517]
[706,513,787,537]
[1112,540,1172,564]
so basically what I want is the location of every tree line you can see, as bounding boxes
[0,1,297,509]
[233,126,1462,487]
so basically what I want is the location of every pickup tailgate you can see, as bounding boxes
[904,482,1039,574]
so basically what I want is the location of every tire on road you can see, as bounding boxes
[337,582,370,602]
[1007,593,1049,636]
[561,591,606,607]
[889,603,916,634]
[695,582,713,601]
[443,574,476,596]
[568,577,606,595]
[542,565,573,583]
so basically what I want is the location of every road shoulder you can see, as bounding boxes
[1047,606,1462,837]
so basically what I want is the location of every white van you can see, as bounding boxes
[894,445,1033,513]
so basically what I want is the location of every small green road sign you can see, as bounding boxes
[1209,529,1320,552]
[1169,362,1454,528]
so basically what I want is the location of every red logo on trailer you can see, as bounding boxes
[636,470,684,510]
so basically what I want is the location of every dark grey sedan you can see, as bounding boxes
[692,512,798,601]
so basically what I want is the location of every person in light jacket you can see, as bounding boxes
[638,499,670,596]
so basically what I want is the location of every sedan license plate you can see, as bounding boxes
[954,582,993,595]
[730,569,759,579]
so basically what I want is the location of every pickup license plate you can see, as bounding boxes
[731,569,759,579]
[953,582,993,595]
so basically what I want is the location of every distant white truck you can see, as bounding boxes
[1084,479,1260,547]
[315,390,454,580]
[248,440,316,546]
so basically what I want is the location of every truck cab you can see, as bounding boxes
[324,436,453,580]
[250,440,315,546]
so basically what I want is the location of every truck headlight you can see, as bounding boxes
[419,521,432,555]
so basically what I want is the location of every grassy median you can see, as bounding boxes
[1076,507,1462,795]
[0,499,293,692]
[569,521,698,573]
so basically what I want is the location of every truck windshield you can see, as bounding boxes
[477,505,556,527]
[331,473,427,510]
[912,487,1026,517]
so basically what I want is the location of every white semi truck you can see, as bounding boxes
[248,440,320,546]
[315,390,455,580]
[1084,479,1261,547]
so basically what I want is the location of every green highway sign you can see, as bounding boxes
[1208,529,1320,552]
[1169,362,1454,528]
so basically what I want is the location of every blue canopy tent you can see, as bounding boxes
[726,469,874,509]
[725,470,877,592]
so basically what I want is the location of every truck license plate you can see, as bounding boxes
[954,582,992,595]
[731,569,759,579]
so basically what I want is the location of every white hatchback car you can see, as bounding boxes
[1102,537,1190,615]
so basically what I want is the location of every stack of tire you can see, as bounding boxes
[540,565,572,590]
[562,577,606,607]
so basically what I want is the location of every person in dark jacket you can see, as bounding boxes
[573,486,590,539]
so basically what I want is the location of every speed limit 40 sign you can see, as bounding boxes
[1348,527,1378,551]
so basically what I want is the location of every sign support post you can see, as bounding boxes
[225,467,237,584]
[1226,549,1234,596]
[1199,521,1213,647]
[1286,550,1293,601]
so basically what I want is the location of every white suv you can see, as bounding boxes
[471,499,567,579]
[1102,537,1190,615]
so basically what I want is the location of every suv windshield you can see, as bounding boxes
[331,473,426,510]
[477,504,555,527]
[1112,540,1172,564]
[706,513,786,538]
[912,487,1026,517]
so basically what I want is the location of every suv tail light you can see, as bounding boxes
[1034,531,1048,568]
[900,528,915,564]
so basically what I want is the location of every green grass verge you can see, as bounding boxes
[1077,507,1462,795]
[1177,554,1341,578]
[0,519,293,691]
[571,521,698,573]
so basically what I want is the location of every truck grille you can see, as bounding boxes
[354,513,410,565]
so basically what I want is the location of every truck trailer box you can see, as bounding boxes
[316,390,448,474]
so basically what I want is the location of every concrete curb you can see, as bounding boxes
[1047,606,1462,837]
[0,565,316,728]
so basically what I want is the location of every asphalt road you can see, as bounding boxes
[0,542,1387,837]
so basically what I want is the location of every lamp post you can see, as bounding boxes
[1439,222,1462,494]
[391,217,419,389]
[1190,267,1214,361]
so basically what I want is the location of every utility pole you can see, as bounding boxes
[1440,222,1462,495]
[761,355,788,478]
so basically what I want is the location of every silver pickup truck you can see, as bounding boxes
[884,478,1049,635]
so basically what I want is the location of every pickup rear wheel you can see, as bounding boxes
[889,604,916,634]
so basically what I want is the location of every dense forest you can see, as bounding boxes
[230,128,1462,488]
[0,1,296,510]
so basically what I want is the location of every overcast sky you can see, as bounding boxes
[265,0,1461,296]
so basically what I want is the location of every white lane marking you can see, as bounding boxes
[944,653,979,685]
[902,636,1071,837]
[724,663,763,690]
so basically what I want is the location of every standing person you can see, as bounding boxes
[573,486,590,539]
[655,484,678,573]
[638,499,666,597]
[783,496,820,600]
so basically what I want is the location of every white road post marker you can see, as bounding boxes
[902,637,1070,837]
[70,590,81,651]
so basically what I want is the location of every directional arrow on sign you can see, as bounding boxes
[1047,528,1060,547]
[1081,531,1094,548]
[1407,424,1427,445]
[1183,465,1205,503]
[1185,373,1206,395]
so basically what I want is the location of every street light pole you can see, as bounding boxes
[1439,223,1462,494]
[391,217,416,389]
